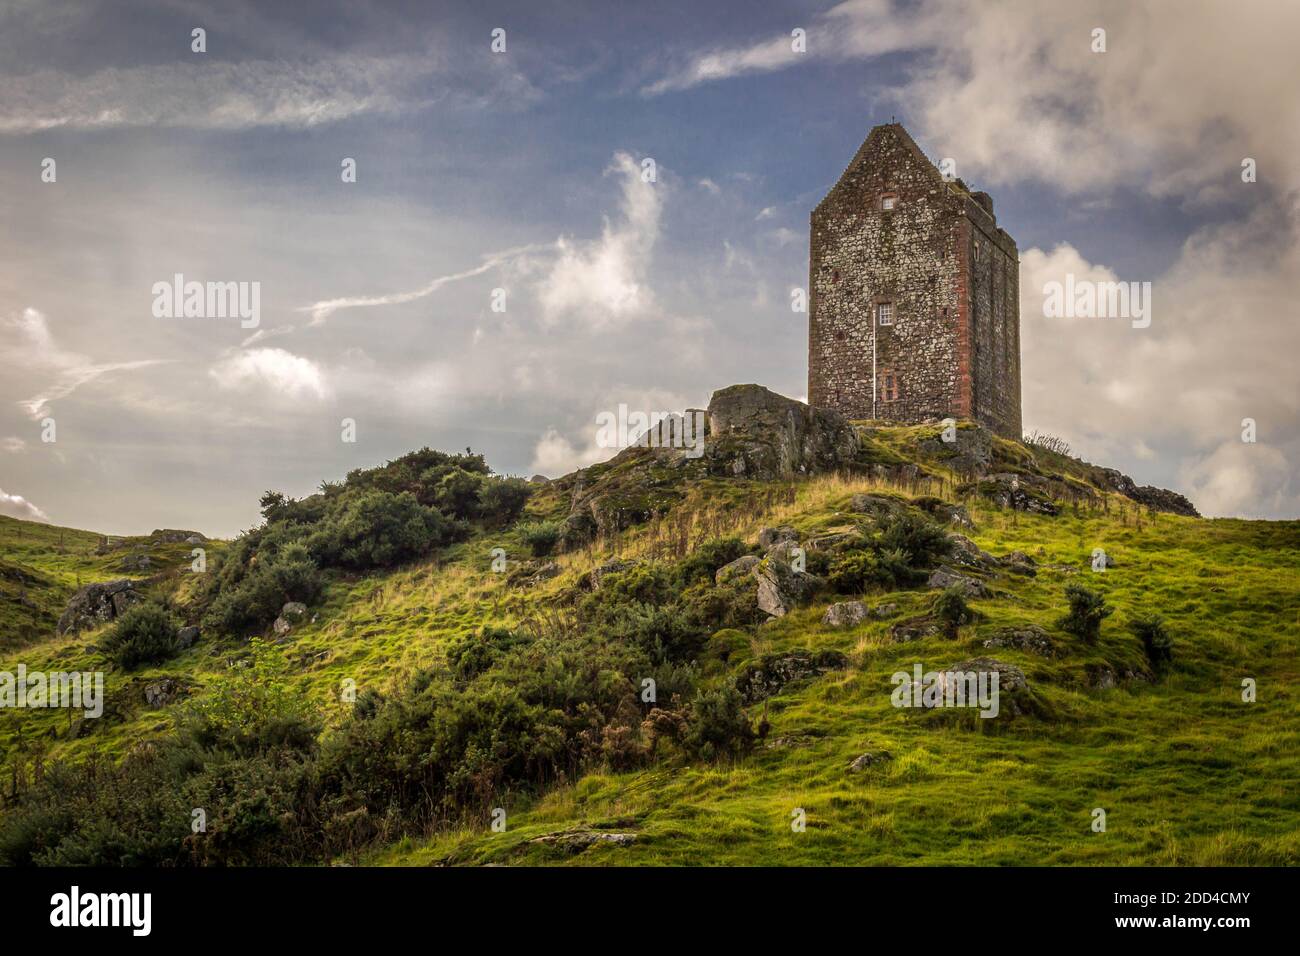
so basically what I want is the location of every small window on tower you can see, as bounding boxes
[881,193,898,211]
[877,302,894,326]
[881,371,899,402]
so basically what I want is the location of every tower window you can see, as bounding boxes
[880,193,898,211]
[881,370,899,402]
[877,302,894,326]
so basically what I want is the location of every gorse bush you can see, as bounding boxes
[1130,614,1173,669]
[519,520,561,557]
[198,447,527,635]
[933,585,972,638]
[1058,584,1113,643]
[101,602,179,670]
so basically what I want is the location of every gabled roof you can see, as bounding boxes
[814,123,947,213]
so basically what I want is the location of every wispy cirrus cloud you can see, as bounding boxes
[0,51,540,134]
[1,308,168,419]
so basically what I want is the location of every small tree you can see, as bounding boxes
[1058,584,1112,643]
[102,602,179,670]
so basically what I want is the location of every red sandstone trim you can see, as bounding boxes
[953,220,973,418]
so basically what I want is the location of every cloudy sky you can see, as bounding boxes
[1,0,1296,536]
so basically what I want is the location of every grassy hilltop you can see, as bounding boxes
[1,391,1297,867]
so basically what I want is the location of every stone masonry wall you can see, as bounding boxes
[808,124,1022,438]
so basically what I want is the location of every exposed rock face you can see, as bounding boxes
[528,830,637,853]
[176,626,200,650]
[152,529,206,543]
[890,615,943,643]
[944,657,1036,716]
[918,424,993,476]
[1096,468,1199,517]
[947,534,998,570]
[715,554,761,586]
[754,553,822,617]
[967,474,1061,515]
[734,650,848,704]
[705,384,861,480]
[982,624,1057,657]
[848,751,893,772]
[57,580,142,635]
[144,678,185,707]
[822,600,897,627]
[927,566,991,597]
[119,553,152,572]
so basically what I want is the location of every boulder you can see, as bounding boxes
[281,601,308,621]
[175,625,201,650]
[927,566,991,597]
[704,384,861,480]
[754,555,821,617]
[823,600,897,627]
[848,751,893,772]
[735,650,848,704]
[144,678,183,707]
[273,616,293,637]
[586,558,638,590]
[119,553,152,572]
[823,601,871,628]
[1001,551,1037,575]
[918,423,993,476]
[56,579,142,635]
[948,534,998,570]
[889,615,943,643]
[944,656,1035,716]
[849,493,903,517]
[715,554,760,586]
[982,624,1057,657]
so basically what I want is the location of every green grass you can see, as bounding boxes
[2,427,1297,865]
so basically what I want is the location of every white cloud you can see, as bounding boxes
[209,348,329,400]
[528,427,612,477]
[644,0,1300,198]
[1020,217,1300,517]
[0,486,48,522]
[538,152,662,326]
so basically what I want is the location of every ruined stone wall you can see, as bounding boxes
[808,129,962,423]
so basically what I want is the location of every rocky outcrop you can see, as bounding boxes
[176,625,200,650]
[848,750,893,772]
[705,384,861,480]
[822,600,897,627]
[528,830,637,853]
[982,624,1058,657]
[963,474,1061,515]
[715,554,760,585]
[734,650,848,704]
[151,529,206,544]
[56,579,142,635]
[754,549,822,617]
[927,566,991,597]
[1095,468,1199,517]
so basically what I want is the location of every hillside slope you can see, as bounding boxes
[1,386,1296,866]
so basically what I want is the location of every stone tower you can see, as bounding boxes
[807,123,1022,438]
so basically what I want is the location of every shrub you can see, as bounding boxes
[446,626,528,682]
[102,602,179,670]
[933,585,972,638]
[1130,614,1173,669]
[677,537,749,587]
[1058,584,1113,643]
[875,511,952,568]
[680,686,754,760]
[308,491,453,569]
[179,639,320,756]
[477,478,531,526]
[519,520,561,558]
